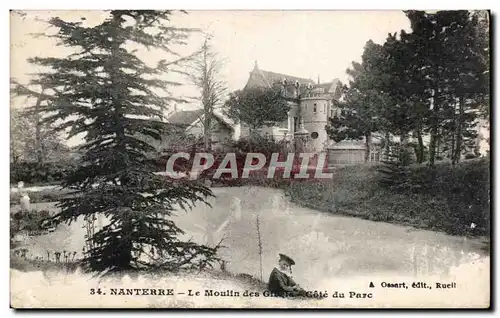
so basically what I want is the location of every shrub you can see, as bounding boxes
[11,209,55,235]
[225,136,290,160]
[10,188,77,205]
[10,160,78,185]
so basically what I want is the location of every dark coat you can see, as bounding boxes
[267,268,299,295]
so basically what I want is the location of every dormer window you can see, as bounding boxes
[282,78,288,86]
[295,81,300,88]
[307,83,313,90]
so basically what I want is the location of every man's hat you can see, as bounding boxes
[279,253,295,266]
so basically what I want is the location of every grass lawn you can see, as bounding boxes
[282,158,490,239]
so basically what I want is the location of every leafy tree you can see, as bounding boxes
[444,11,489,164]
[20,10,220,272]
[10,107,69,164]
[372,10,490,166]
[401,10,489,166]
[224,87,290,136]
[326,40,389,162]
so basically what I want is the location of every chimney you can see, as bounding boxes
[254,60,259,70]
[317,75,320,85]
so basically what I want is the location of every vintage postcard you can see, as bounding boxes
[10,10,490,309]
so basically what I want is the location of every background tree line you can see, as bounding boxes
[327,10,490,167]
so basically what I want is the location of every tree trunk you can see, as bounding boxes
[429,126,438,167]
[203,112,212,151]
[34,88,46,165]
[436,133,442,160]
[116,219,134,270]
[364,133,371,163]
[400,133,411,166]
[453,98,464,165]
[428,93,440,168]
[415,128,424,164]
[11,140,19,164]
[450,134,456,162]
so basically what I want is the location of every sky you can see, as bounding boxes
[10,10,412,145]
[11,10,412,101]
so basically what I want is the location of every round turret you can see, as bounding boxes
[299,93,331,152]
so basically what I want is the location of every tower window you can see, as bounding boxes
[313,103,317,113]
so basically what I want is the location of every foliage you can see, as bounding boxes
[226,135,288,159]
[10,187,77,205]
[405,11,488,166]
[10,107,70,164]
[284,158,490,237]
[223,87,291,134]
[326,40,389,162]
[327,10,490,167]
[11,209,53,234]
[21,11,221,272]
[10,160,78,185]
[376,143,414,190]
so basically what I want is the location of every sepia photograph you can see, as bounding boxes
[9,8,491,309]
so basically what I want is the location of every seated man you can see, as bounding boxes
[267,253,307,297]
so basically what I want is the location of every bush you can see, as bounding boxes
[10,187,77,205]
[10,160,78,185]
[11,209,55,235]
[226,136,289,158]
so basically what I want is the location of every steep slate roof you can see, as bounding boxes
[245,63,315,91]
[259,69,316,87]
[167,109,205,127]
[244,62,341,98]
[167,109,234,130]
[315,79,340,93]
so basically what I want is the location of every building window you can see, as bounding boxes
[311,132,319,139]
[313,103,317,113]
[330,108,334,117]
[370,151,380,162]
[293,117,298,132]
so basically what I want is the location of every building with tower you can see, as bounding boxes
[242,61,373,164]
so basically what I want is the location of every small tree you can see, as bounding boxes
[224,87,290,136]
[255,213,263,281]
[186,35,227,150]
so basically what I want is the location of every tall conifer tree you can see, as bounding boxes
[19,11,220,272]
